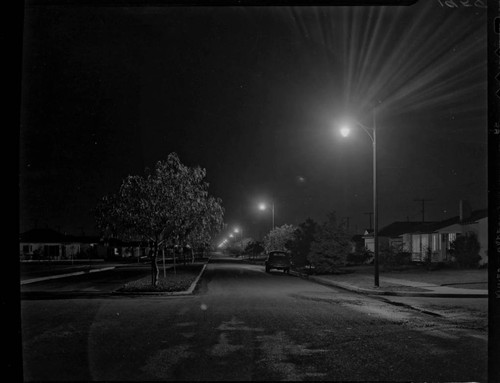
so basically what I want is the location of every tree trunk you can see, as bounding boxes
[150,245,159,287]
[162,247,166,278]
[173,248,177,275]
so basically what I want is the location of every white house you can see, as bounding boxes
[363,222,424,253]
[404,202,487,265]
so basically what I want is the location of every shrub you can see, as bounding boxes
[286,218,319,268]
[346,248,372,265]
[244,240,265,259]
[307,212,350,274]
[31,248,45,260]
[449,232,481,268]
[379,244,412,270]
[263,224,297,253]
[226,247,241,257]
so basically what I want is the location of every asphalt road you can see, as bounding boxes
[20,255,488,381]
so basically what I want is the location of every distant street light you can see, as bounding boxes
[258,202,275,229]
[339,107,379,287]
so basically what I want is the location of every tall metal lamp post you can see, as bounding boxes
[340,108,379,287]
[234,227,243,254]
[258,202,275,230]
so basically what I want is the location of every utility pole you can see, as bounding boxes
[364,212,373,230]
[414,198,432,222]
[342,217,350,233]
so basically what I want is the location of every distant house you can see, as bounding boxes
[20,229,66,258]
[402,202,487,265]
[362,229,374,252]
[434,208,487,264]
[363,222,425,253]
[404,217,461,263]
[96,237,151,260]
[378,221,429,250]
[361,200,488,266]
[19,229,100,260]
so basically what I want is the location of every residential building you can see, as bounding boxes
[362,200,488,266]
[403,202,487,265]
[363,222,424,253]
[19,228,100,260]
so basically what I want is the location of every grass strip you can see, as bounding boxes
[119,263,204,292]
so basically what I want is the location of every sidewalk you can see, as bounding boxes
[290,267,488,298]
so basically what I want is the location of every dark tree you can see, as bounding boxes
[244,240,265,259]
[286,218,318,268]
[449,232,482,268]
[307,212,351,274]
[95,152,224,286]
[263,224,297,253]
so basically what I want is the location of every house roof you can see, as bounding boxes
[377,222,428,238]
[405,209,488,234]
[461,208,488,224]
[411,217,460,233]
[362,229,374,237]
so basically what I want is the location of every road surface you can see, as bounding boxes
[20,255,487,381]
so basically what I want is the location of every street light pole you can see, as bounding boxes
[259,202,275,230]
[234,227,243,254]
[340,107,379,287]
[372,108,379,287]
[240,228,243,253]
[272,203,275,229]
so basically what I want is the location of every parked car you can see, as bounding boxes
[265,251,291,274]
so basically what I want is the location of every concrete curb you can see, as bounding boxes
[290,270,488,298]
[20,267,116,285]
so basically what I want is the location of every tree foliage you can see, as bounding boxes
[345,235,372,265]
[378,243,412,270]
[286,218,318,268]
[307,212,350,274]
[263,224,297,253]
[185,195,224,260]
[95,153,224,285]
[244,240,265,259]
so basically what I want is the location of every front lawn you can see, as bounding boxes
[118,263,204,292]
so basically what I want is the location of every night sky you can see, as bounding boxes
[19,1,488,242]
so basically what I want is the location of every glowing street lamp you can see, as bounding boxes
[258,202,275,229]
[339,107,379,287]
[340,127,350,137]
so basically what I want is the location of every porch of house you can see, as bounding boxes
[409,232,455,264]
